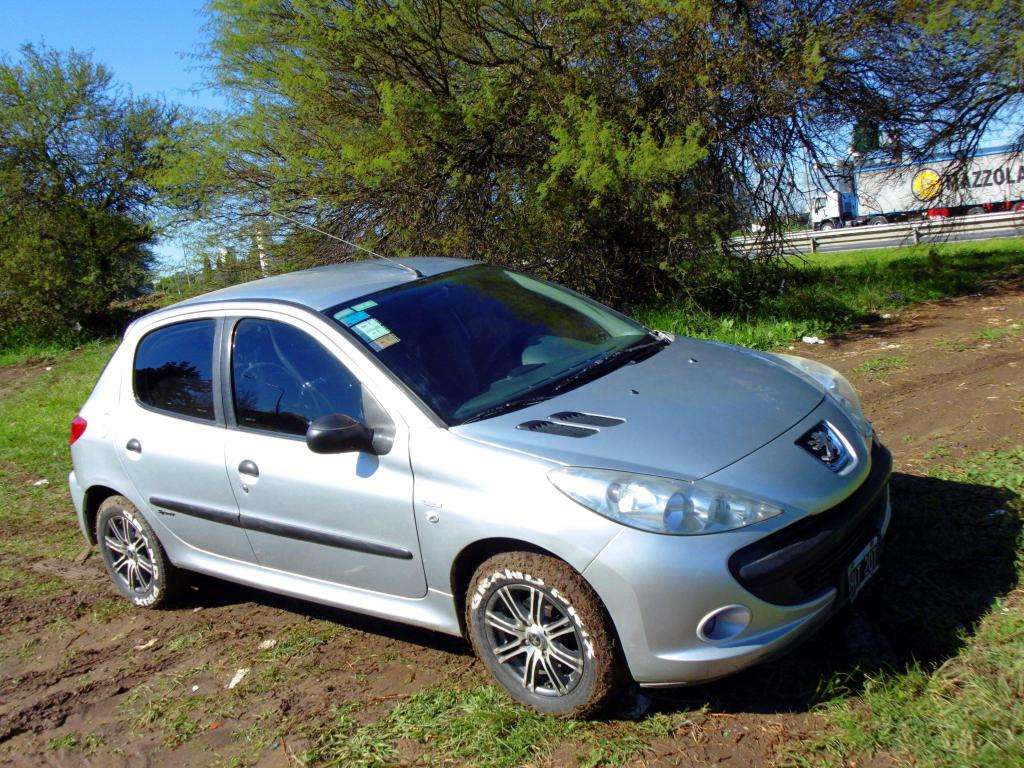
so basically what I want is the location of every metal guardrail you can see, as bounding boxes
[734,210,1024,255]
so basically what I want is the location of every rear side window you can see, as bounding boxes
[133,319,217,420]
[231,318,364,436]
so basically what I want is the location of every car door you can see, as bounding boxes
[222,314,427,598]
[117,317,256,562]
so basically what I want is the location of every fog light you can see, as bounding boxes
[697,605,751,643]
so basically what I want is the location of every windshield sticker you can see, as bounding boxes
[339,310,370,326]
[336,307,355,319]
[352,300,378,311]
[371,333,399,351]
[352,318,391,341]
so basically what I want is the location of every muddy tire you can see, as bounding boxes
[96,495,180,608]
[466,551,626,717]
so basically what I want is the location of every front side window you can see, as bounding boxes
[134,319,217,420]
[329,265,653,425]
[231,319,364,436]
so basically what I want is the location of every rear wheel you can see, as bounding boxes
[466,552,626,717]
[868,215,888,225]
[967,206,986,216]
[96,495,181,608]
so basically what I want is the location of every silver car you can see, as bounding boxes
[68,258,891,716]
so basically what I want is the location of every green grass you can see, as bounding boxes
[639,238,1024,349]
[124,664,238,747]
[800,446,1024,767]
[303,684,690,768]
[46,731,103,753]
[0,339,116,558]
[0,333,98,368]
[853,355,909,377]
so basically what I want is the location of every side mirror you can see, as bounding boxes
[306,413,376,455]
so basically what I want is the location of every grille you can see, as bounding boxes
[728,441,892,606]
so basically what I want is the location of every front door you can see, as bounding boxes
[222,315,426,598]
[118,317,255,562]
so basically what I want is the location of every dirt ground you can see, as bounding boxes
[1,288,1022,767]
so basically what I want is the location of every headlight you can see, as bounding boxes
[775,353,872,437]
[547,468,784,535]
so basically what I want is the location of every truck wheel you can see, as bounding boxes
[868,215,888,225]
[967,206,985,216]
[466,552,626,717]
[818,220,835,231]
[96,496,181,608]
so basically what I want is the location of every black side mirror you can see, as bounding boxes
[306,413,376,455]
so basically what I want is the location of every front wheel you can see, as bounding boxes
[96,495,181,608]
[466,552,626,717]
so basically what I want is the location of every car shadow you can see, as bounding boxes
[169,471,1018,713]
[650,471,1021,717]
[181,572,473,658]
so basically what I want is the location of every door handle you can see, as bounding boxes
[126,438,142,454]
[237,460,259,478]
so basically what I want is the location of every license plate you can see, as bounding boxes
[847,536,881,602]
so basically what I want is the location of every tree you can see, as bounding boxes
[0,44,187,341]
[203,0,1019,307]
[918,0,1024,153]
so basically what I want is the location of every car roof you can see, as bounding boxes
[173,256,478,313]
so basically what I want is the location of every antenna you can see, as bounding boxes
[268,210,423,278]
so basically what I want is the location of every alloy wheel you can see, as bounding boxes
[483,583,584,696]
[103,513,156,595]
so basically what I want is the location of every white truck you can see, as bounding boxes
[809,145,1024,230]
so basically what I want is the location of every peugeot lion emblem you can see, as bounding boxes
[797,422,854,473]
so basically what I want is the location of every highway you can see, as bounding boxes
[735,210,1024,256]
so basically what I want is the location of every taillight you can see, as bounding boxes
[69,416,87,445]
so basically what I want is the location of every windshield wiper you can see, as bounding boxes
[459,334,669,425]
[544,334,669,396]
[459,393,556,424]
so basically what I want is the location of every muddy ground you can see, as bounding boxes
[1,288,1022,767]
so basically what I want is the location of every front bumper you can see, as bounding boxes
[583,419,892,686]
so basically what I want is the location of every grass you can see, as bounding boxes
[854,355,909,377]
[46,731,103,754]
[0,339,117,560]
[798,446,1024,767]
[124,664,238,747]
[303,684,690,768]
[638,238,1024,349]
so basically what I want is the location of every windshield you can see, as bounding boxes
[328,265,653,425]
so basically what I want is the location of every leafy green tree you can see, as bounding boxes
[918,0,1024,151]
[203,0,1015,306]
[0,44,187,341]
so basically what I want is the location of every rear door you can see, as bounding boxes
[116,317,256,562]
[221,314,426,598]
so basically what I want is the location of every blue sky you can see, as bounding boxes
[2,0,222,111]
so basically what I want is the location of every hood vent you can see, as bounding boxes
[550,411,625,428]
[516,420,598,438]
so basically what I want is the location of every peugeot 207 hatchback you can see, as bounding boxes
[68,257,891,716]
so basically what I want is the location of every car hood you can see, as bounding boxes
[452,338,824,479]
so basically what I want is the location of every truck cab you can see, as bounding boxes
[809,189,857,230]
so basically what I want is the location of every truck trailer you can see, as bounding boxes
[809,145,1024,230]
